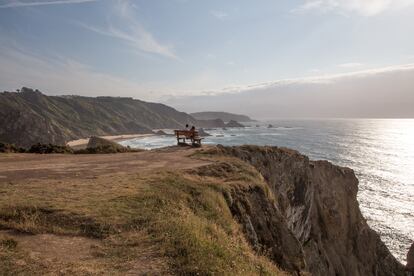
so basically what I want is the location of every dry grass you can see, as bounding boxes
[129,171,285,275]
[0,150,287,275]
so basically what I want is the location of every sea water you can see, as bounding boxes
[121,119,414,263]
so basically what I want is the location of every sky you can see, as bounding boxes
[1,0,414,117]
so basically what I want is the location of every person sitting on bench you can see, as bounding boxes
[190,126,196,138]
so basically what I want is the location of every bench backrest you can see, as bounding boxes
[174,130,199,138]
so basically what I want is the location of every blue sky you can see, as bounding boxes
[1,0,414,101]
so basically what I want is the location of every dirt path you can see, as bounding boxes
[0,146,210,182]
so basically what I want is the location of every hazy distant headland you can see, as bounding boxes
[190,111,255,122]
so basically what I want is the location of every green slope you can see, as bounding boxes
[0,88,196,148]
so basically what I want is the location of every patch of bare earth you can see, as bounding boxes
[0,230,169,275]
[1,230,97,263]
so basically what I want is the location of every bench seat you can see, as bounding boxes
[174,130,204,146]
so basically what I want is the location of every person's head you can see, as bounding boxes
[191,126,195,130]
[185,124,189,128]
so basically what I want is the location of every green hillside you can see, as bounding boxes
[0,88,196,148]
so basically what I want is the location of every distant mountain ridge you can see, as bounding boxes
[190,111,254,122]
[0,88,197,148]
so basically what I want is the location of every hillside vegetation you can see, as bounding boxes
[0,88,196,148]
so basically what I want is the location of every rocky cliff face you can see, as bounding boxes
[0,88,197,148]
[213,145,405,276]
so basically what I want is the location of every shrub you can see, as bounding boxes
[27,143,73,154]
[0,142,26,153]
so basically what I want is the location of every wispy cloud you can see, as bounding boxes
[77,0,179,60]
[178,63,414,96]
[165,63,414,118]
[0,0,97,8]
[293,0,414,16]
[338,62,364,68]
[210,10,228,19]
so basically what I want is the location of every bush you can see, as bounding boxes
[75,145,140,154]
[0,142,26,153]
[27,143,73,154]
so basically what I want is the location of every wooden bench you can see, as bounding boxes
[174,130,204,147]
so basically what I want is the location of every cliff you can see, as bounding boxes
[0,88,197,148]
[211,145,405,275]
[0,145,406,275]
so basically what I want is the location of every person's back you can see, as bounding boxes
[190,126,196,138]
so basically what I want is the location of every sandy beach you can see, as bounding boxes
[67,133,154,148]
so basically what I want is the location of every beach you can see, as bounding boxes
[67,133,155,149]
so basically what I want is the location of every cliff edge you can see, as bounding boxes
[0,145,405,275]
[212,145,405,275]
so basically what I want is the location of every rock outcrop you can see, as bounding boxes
[198,128,211,137]
[83,136,133,153]
[227,184,306,274]
[226,120,245,128]
[213,145,405,276]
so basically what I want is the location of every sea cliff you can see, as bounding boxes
[0,145,406,275]
[210,145,405,275]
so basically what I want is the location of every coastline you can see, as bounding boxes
[0,145,406,275]
[67,133,155,149]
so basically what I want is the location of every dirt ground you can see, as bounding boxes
[0,146,210,182]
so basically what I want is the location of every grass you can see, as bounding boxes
[0,153,287,275]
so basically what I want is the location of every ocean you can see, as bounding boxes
[121,119,414,263]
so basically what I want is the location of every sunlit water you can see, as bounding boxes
[121,119,414,263]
